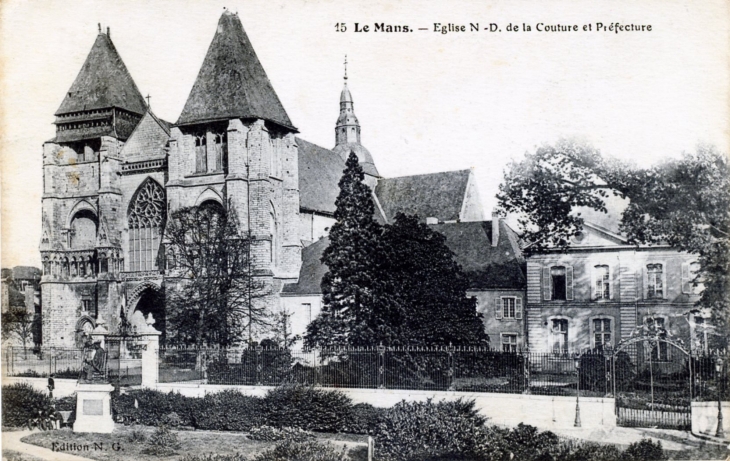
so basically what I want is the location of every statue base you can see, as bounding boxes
[73,383,115,433]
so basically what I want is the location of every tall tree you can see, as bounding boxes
[164,202,269,347]
[498,139,729,332]
[381,213,489,346]
[305,152,385,347]
[2,307,37,358]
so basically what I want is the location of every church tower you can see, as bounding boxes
[41,27,146,347]
[332,57,379,188]
[167,11,301,337]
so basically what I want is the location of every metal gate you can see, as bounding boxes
[611,336,691,430]
[106,335,144,387]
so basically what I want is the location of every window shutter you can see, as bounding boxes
[643,266,649,300]
[515,298,523,319]
[661,262,667,299]
[566,265,574,300]
[495,298,503,320]
[591,265,597,300]
[681,262,690,294]
[610,264,615,300]
[543,267,551,301]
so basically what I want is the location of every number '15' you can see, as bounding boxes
[335,23,346,32]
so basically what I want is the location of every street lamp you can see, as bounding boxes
[715,357,724,439]
[573,352,582,428]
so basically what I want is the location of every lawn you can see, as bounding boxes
[21,425,367,461]
[2,450,47,461]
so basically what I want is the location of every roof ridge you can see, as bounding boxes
[378,169,470,182]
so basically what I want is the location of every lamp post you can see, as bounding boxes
[573,352,582,428]
[715,357,725,439]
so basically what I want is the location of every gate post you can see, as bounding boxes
[377,343,386,389]
[139,313,161,388]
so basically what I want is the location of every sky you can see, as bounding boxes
[1,0,728,268]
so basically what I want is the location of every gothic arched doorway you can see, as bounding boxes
[132,288,166,344]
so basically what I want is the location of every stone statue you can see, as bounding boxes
[80,339,107,383]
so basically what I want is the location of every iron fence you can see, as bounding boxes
[5,344,727,403]
[3,347,85,378]
[157,347,612,395]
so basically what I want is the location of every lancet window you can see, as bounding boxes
[128,179,166,272]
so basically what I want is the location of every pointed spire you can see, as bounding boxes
[55,30,146,116]
[176,11,296,131]
[333,58,378,177]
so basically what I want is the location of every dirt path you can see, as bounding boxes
[3,430,94,461]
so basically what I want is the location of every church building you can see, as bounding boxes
[40,12,521,348]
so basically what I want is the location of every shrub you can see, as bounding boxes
[251,440,348,461]
[1,383,53,427]
[622,439,666,461]
[163,411,183,427]
[344,403,385,434]
[261,385,355,433]
[372,398,491,461]
[194,390,263,431]
[127,425,148,444]
[143,425,181,456]
[565,442,623,461]
[113,389,194,427]
[247,425,315,442]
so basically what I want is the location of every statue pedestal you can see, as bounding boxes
[74,383,115,433]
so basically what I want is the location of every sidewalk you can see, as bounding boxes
[2,430,93,461]
[543,425,730,458]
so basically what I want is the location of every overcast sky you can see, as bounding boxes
[1,0,728,268]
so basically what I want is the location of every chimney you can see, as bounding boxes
[491,208,500,247]
[107,27,110,38]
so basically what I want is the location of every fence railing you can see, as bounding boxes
[6,345,727,403]
[4,347,85,379]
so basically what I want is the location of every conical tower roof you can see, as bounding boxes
[176,11,296,131]
[55,31,147,116]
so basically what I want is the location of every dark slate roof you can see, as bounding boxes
[297,138,345,215]
[12,266,41,281]
[121,111,171,159]
[176,12,295,131]
[428,221,526,290]
[282,220,525,295]
[282,237,330,295]
[55,33,147,116]
[374,170,471,223]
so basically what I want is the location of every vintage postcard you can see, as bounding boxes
[1,0,729,460]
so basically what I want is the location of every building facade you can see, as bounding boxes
[39,12,495,348]
[525,220,705,354]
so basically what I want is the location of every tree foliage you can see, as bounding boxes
[306,152,384,347]
[1,307,38,357]
[498,139,729,325]
[164,201,269,347]
[381,213,488,345]
[306,152,488,347]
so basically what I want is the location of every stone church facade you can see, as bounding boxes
[40,12,505,348]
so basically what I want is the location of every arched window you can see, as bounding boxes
[195,135,207,173]
[70,258,78,277]
[99,253,108,273]
[128,179,166,272]
[43,257,50,275]
[70,209,98,249]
